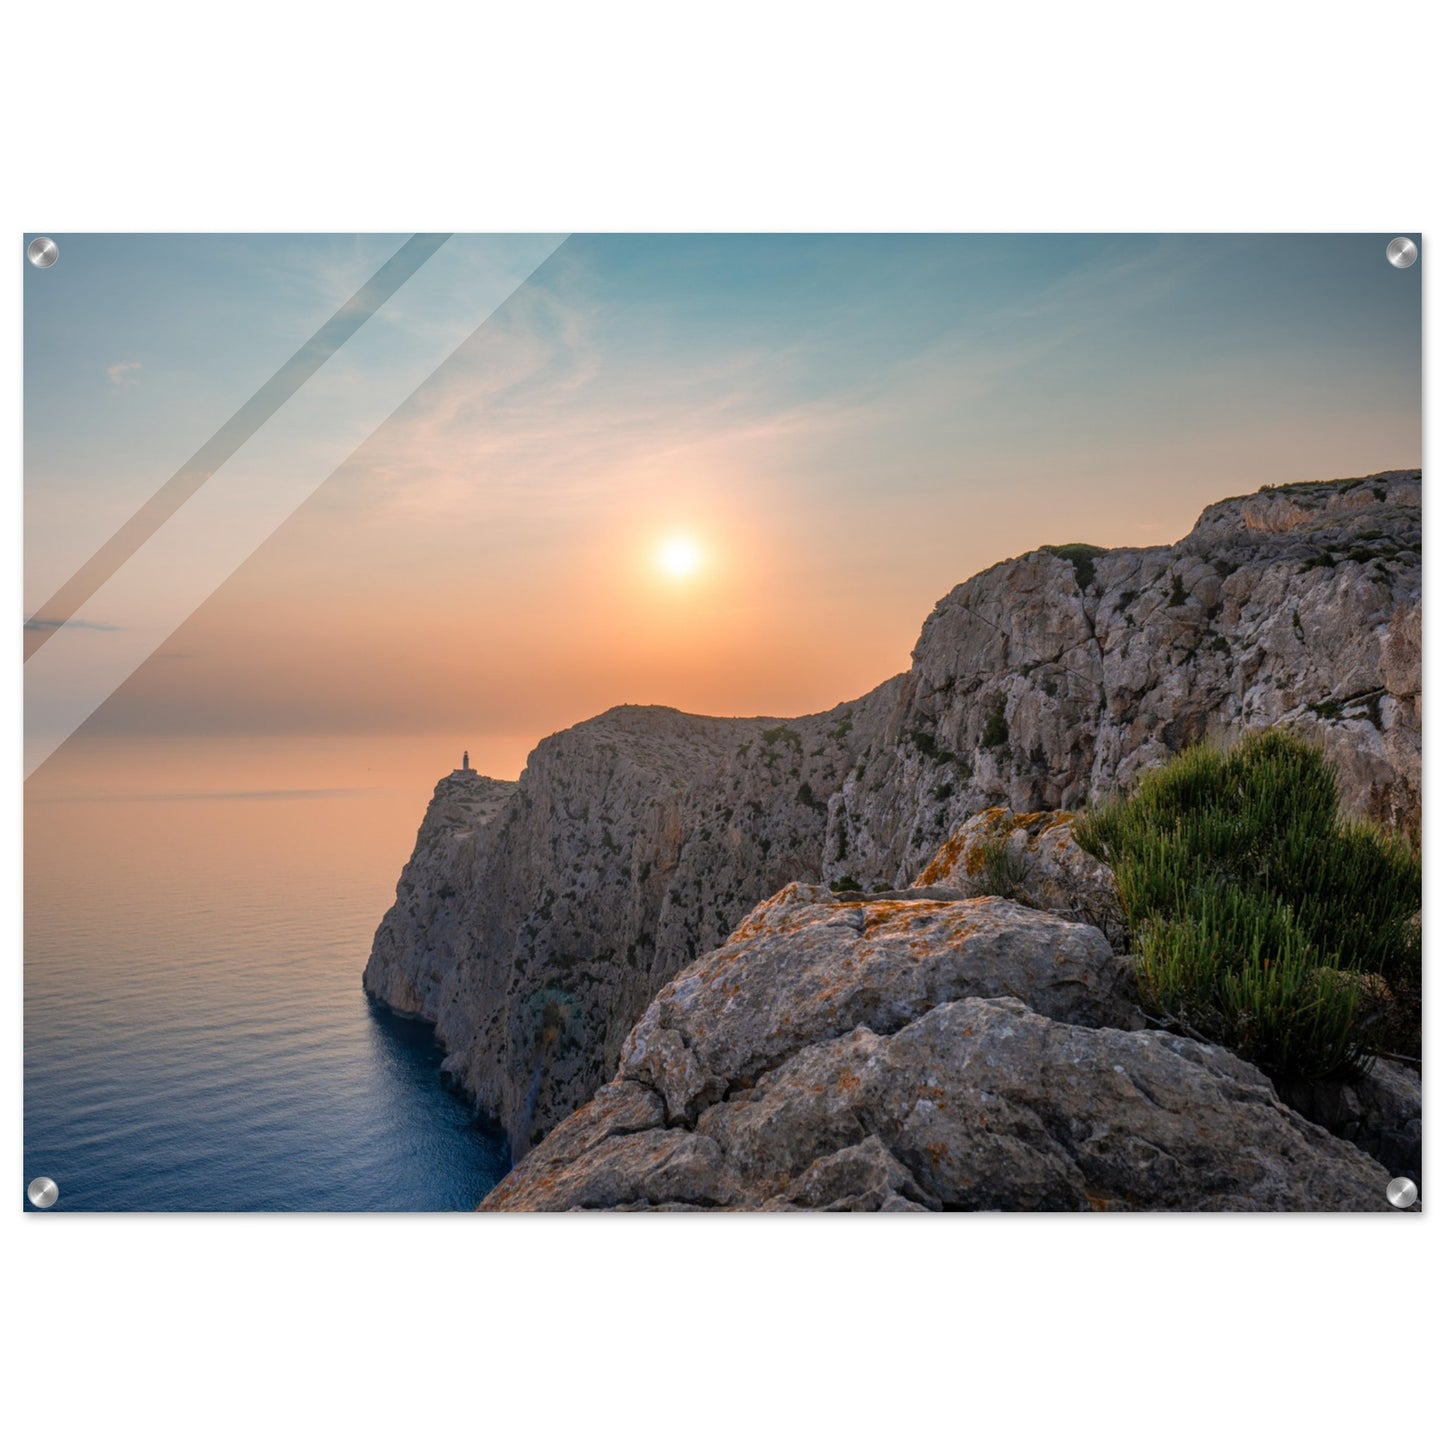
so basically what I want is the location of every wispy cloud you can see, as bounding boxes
[24,616,123,634]
[334,272,867,527]
[107,359,143,387]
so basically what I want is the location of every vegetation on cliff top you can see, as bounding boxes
[1040,541,1106,589]
[1076,730,1420,1083]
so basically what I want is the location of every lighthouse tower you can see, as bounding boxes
[461,749,475,774]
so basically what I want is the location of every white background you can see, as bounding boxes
[3,4,1438,1441]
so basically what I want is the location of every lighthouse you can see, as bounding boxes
[462,749,474,774]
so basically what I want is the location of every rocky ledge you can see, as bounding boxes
[481,826,1409,1212]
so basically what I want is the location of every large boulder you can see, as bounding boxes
[482,887,1399,1211]
[617,883,1136,1127]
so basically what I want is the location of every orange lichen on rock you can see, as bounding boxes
[861,898,952,928]
[1009,810,1055,832]
[915,829,971,885]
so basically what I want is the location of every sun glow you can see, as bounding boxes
[657,535,703,580]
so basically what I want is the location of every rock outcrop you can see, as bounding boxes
[913,806,1126,948]
[481,883,1397,1212]
[366,469,1422,1153]
[617,884,1141,1129]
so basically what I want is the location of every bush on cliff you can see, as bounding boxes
[1076,730,1420,1082]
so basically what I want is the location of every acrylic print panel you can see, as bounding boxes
[23,233,1421,1213]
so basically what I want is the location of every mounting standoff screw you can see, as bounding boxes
[1385,1176,1418,1209]
[1385,237,1418,269]
[27,1177,59,1209]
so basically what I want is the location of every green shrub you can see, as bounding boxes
[910,729,957,765]
[761,725,802,750]
[1042,542,1106,590]
[1076,730,1420,1082]
[795,781,825,812]
[980,702,1009,750]
[978,835,1027,901]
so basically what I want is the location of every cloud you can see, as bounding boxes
[24,616,123,634]
[334,273,865,528]
[107,359,142,387]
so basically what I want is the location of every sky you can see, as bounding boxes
[24,233,1422,778]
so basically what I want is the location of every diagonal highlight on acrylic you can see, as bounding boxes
[24,233,570,778]
[23,232,452,661]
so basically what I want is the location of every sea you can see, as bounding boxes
[23,735,526,1212]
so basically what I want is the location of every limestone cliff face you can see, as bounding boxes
[363,772,517,1019]
[365,470,1421,1154]
[832,468,1421,890]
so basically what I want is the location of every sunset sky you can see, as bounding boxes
[25,234,1421,779]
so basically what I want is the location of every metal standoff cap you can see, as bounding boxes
[1385,237,1418,269]
[1385,1176,1418,1209]
[27,1177,59,1209]
[27,237,59,268]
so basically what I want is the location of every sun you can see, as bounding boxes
[657,535,703,580]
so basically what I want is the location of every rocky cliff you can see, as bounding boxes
[365,469,1421,1156]
[364,770,517,1019]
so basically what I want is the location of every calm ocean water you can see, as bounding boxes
[24,737,515,1212]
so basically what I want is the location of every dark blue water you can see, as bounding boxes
[24,742,510,1211]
